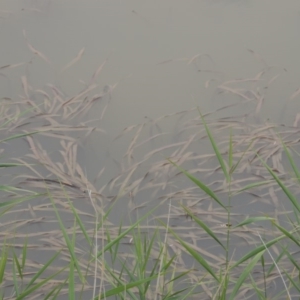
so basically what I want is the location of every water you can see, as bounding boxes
[1,0,300,299]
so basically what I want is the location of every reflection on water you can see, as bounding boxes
[1,0,300,299]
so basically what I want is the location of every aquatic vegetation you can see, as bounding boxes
[1,82,300,299]
[1,26,300,298]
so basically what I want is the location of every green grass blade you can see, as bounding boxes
[12,259,19,296]
[110,260,138,299]
[16,265,68,300]
[258,154,300,213]
[271,221,300,247]
[97,275,159,299]
[233,181,272,195]
[113,221,123,264]
[162,288,189,300]
[284,270,300,293]
[96,204,160,259]
[146,244,163,292]
[0,193,46,208]
[285,250,300,272]
[143,229,157,272]
[228,129,233,170]
[0,185,36,194]
[12,251,23,279]
[44,278,67,300]
[233,217,275,228]
[249,274,266,300]
[0,204,16,218]
[24,251,61,291]
[0,163,27,168]
[21,237,28,271]
[68,260,75,300]
[198,107,229,182]
[266,248,286,277]
[67,199,92,246]
[168,160,227,211]
[280,139,300,184]
[166,270,191,285]
[68,222,76,300]
[0,103,43,128]
[105,227,113,261]
[48,189,84,283]
[229,251,264,300]
[182,205,225,250]
[58,183,93,247]
[229,139,254,175]
[231,234,284,269]
[0,131,39,143]
[159,220,219,283]
[0,244,8,284]
[97,201,115,231]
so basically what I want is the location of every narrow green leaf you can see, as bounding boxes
[282,143,300,185]
[96,204,160,259]
[229,251,264,300]
[0,131,39,143]
[229,139,254,175]
[68,222,76,300]
[58,183,93,247]
[0,193,46,208]
[24,251,61,291]
[0,103,43,128]
[162,288,189,300]
[198,107,229,182]
[12,259,19,296]
[67,199,92,246]
[44,278,67,300]
[258,154,300,213]
[166,270,191,284]
[182,205,225,249]
[0,244,8,283]
[0,205,16,218]
[233,180,272,195]
[161,255,177,273]
[49,196,84,284]
[16,265,67,300]
[0,185,35,194]
[285,250,300,272]
[146,244,163,292]
[249,274,266,300]
[102,261,140,300]
[97,275,158,299]
[168,160,227,211]
[143,229,157,272]
[231,234,285,269]
[285,270,300,293]
[233,217,275,228]
[271,221,300,247]
[12,251,23,279]
[159,220,219,283]
[267,249,287,283]
[68,261,75,300]
[97,201,115,230]
[0,164,26,168]
[22,237,28,271]
[228,129,233,170]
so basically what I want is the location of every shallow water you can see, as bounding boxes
[1,0,300,299]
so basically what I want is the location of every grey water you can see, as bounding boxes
[1,0,300,299]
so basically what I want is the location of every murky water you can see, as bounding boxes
[1,0,300,299]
